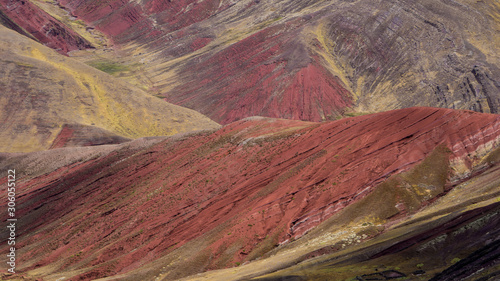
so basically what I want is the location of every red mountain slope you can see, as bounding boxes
[0,0,92,54]
[163,21,353,123]
[1,107,499,280]
[49,124,131,149]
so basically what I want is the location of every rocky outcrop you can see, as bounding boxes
[311,0,500,115]
[1,107,499,279]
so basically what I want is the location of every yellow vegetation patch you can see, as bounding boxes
[304,21,355,98]
[0,25,219,152]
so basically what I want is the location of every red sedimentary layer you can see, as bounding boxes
[164,21,353,124]
[0,0,92,54]
[190,37,212,52]
[1,107,499,278]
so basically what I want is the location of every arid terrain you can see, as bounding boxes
[0,0,499,280]
[1,107,500,280]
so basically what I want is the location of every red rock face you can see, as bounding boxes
[0,0,92,54]
[2,107,499,278]
[164,21,353,124]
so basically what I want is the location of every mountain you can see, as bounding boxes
[20,0,500,124]
[0,24,220,152]
[1,1,500,280]
[1,107,499,280]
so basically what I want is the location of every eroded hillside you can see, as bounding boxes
[0,107,499,280]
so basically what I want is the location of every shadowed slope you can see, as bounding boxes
[0,25,220,152]
[49,124,132,149]
[0,107,499,280]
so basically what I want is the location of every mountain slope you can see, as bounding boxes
[43,0,500,123]
[189,156,500,281]
[0,0,93,54]
[240,165,500,281]
[1,107,499,280]
[0,25,220,152]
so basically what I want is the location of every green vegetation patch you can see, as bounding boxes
[87,60,129,74]
[343,111,373,118]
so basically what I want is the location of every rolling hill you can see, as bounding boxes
[0,107,499,280]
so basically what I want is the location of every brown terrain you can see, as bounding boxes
[0,0,499,280]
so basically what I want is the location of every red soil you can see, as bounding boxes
[0,0,92,54]
[190,37,212,52]
[49,124,75,149]
[165,21,353,124]
[1,107,499,278]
